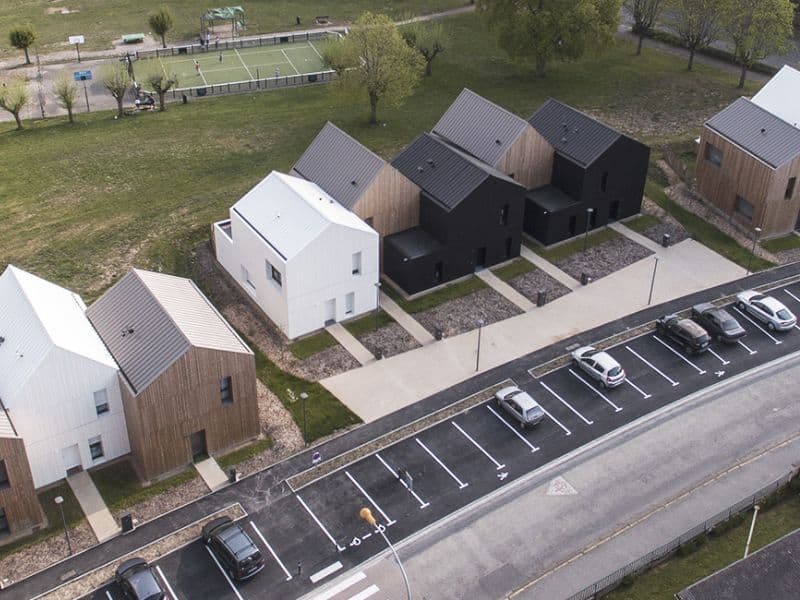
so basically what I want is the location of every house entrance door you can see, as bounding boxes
[191,430,207,460]
[324,299,336,325]
[475,247,487,269]
[62,444,82,476]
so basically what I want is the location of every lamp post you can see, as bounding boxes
[743,504,760,558]
[647,256,660,306]
[746,227,762,275]
[360,508,411,600]
[54,495,72,555]
[475,318,485,372]
[374,281,382,332]
[583,207,595,252]
[299,392,308,446]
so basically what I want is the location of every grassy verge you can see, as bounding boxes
[624,214,661,234]
[289,330,339,360]
[343,309,395,337]
[216,438,274,470]
[491,258,536,281]
[645,180,774,271]
[91,460,198,512]
[761,234,800,254]
[382,276,488,314]
[525,228,620,263]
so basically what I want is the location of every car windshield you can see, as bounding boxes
[721,319,739,331]
[608,366,622,377]
[776,309,793,320]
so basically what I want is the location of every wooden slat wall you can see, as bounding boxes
[0,437,42,535]
[353,165,420,238]
[762,154,800,235]
[498,127,554,189]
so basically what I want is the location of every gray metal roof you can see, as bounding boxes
[87,269,250,394]
[528,99,622,167]
[292,122,386,210]
[706,97,800,168]
[432,88,530,166]
[384,226,443,259]
[526,185,580,213]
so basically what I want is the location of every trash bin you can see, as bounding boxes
[580,273,592,286]
[228,468,238,483]
[434,327,444,341]
[662,233,671,248]
[120,511,134,534]
[536,290,547,307]
[374,348,383,360]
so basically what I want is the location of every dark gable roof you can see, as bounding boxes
[528,99,622,167]
[432,88,530,166]
[706,97,800,169]
[392,133,518,211]
[292,122,385,210]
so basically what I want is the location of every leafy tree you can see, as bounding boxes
[322,12,424,124]
[53,76,78,123]
[9,25,36,65]
[724,0,794,88]
[670,0,728,70]
[101,63,131,118]
[0,75,30,130]
[626,0,664,55]
[402,21,451,76]
[148,6,174,49]
[478,0,622,78]
[145,70,178,111]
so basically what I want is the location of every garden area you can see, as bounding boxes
[491,259,572,305]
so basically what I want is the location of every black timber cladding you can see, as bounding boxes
[292,122,385,210]
[706,97,800,169]
[432,88,530,166]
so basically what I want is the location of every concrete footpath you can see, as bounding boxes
[67,472,120,543]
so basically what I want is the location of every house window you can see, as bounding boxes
[345,292,355,315]
[220,376,233,404]
[434,262,443,283]
[601,172,608,192]
[241,265,255,292]
[352,252,362,276]
[499,204,509,226]
[704,143,723,167]
[266,261,282,287]
[786,177,797,200]
[94,389,109,416]
[364,216,374,228]
[0,508,8,536]
[734,195,754,220]
[89,436,104,461]
[0,460,9,490]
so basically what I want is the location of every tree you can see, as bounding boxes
[478,0,622,78]
[626,0,664,55]
[322,12,424,124]
[101,63,131,118]
[402,21,451,76]
[148,6,174,49]
[53,76,78,123]
[0,75,30,130]
[145,70,178,111]
[671,0,728,70]
[9,25,36,65]
[724,0,794,88]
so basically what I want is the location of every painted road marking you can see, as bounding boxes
[737,339,757,355]
[106,592,114,600]
[156,565,178,600]
[296,494,346,552]
[415,438,468,489]
[651,336,707,375]
[375,453,429,508]
[249,521,292,581]
[625,345,679,387]
[205,545,245,600]
[624,377,652,399]
[348,584,380,600]
[539,381,593,425]
[486,404,539,452]
[784,289,800,304]
[568,369,622,412]
[535,401,572,436]
[733,307,782,344]
[310,561,343,583]
[452,421,506,470]
[707,347,730,365]
[310,572,367,600]
[345,471,396,526]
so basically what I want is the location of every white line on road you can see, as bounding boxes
[106,592,114,600]
[568,369,623,412]
[310,572,367,600]
[234,47,254,79]
[296,494,346,552]
[281,48,300,74]
[345,471,396,526]
[651,336,707,374]
[348,584,380,600]
[310,561,343,583]
[535,402,572,435]
[452,421,506,470]
[249,521,292,581]
[624,378,652,399]
[415,438,468,489]
[205,546,245,600]
[707,347,730,365]
[156,565,179,600]
[375,453,430,508]
[625,345,680,387]
[539,381,594,425]
[486,405,539,452]
[737,339,757,355]
[733,306,782,344]
[784,289,800,304]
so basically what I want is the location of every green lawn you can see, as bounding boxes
[491,258,536,281]
[216,438,274,470]
[289,330,339,360]
[91,459,198,512]
[761,234,800,254]
[382,276,488,314]
[343,309,394,337]
[624,214,661,234]
[526,228,620,263]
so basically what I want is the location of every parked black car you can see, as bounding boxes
[115,557,165,600]
[656,314,710,354]
[691,303,746,343]
[202,516,265,581]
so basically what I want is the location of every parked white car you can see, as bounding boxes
[571,346,626,388]
[736,290,797,331]
[494,386,545,428]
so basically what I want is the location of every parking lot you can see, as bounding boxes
[80,283,800,600]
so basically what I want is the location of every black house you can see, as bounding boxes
[526,99,650,246]
[384,133,526,295]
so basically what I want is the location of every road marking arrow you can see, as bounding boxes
[497,472,508,481]
[715,370,725,377]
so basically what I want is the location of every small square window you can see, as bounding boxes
[266,260,282,287]
[220,376,233,404]
[0,460,9,490]
[94,389,109,416]
[704,143,723,167]
[352,252,362,276]
[786,177,797,200]
[89,436,104,461]
[0,508,8,536]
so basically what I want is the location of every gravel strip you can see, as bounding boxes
[111,476,209,525]
[414,287,523,338]
[555,235,653,281]
[505,269,572,305]
[354,322,420,358]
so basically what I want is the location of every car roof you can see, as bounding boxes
[117,557,148,577]
[694,304,729,319]
[678,318,707,336]
[593,351,620,370]
[760,296,788,311]
[218,524,259,558]
[500,387,539,411]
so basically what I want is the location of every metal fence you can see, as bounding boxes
[566,468,798,600]
[159,69,336,99]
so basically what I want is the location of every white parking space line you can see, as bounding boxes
[205,546,245,600]
[625,346,680,387]
[106,591,114,600]
[375,453,430,509]
[733,307,782,344]
[348,584,380,600]
[624,378,652,399]
[784,289,800,304]
[296,494,346,552]
[451,421,506,470]
[706,347,730,365]
[249,521,292,581]
[155,565,179,600]
[737,339,757,355]
[310,561,343,583]
[651,336,707,374]
[567,369,623,412]
[345,471,396,526]
[539,381,594,425]
[281,48,300,74]
[310,572,367,600]
[415,438,469,489]
[486,405,539,452]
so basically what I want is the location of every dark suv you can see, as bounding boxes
[115,557,165,600]
[691,303,746,343]
[202,516,265,581]
[656,314,710,354]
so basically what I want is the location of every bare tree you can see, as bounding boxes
[145,71,178,111]
[402,21,451,76]
[0,75,30,130]
[671,0,728,70]
[9,25,36,65]
[101,63,131,118]
[148,6,174,49]
[627,0,664,55]
[53,76,78,123]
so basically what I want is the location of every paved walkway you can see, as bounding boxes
[325,322,375,366]
[67,471,120,543]
[379,291,436,345]
[519,246,582,290]
[476,268,535,311]
[194,457,229,491]
[609,221,666,254]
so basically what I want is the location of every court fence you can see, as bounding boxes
[148,69,337,99]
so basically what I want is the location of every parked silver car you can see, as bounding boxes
[571,346,626,388]
[736,290,797,331]
[494,386,545,428]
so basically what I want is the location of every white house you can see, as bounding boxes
[0,266,129,488]
[751,65,800,129]
[213,171,379,339]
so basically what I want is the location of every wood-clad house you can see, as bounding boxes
[0,419,41,540]
[87,269,259,482]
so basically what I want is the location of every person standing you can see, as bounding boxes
[194,59,200,75]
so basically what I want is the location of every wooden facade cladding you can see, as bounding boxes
[497,126,554,189]
[352,164,421,240]
[0,436,41,535]
[121,347,259,482]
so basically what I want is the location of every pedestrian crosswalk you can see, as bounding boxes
[309,571,383,600]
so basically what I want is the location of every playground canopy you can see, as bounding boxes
[202,6,245,25]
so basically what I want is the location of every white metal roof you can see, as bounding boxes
[231,171,375,262]
[751,65,800,129]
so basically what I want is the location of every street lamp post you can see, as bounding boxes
[360,508,411,600]
[475,318,485,372]
[299,392,308,446]
[54,495,72,555]
[647,256,660,306]
[743,504,761,558]
[746,227,762,275]
[583,207,595,252]
[374,281,382,332]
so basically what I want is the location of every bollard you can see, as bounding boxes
[374,348,383,360]
[434,327,443,341]
[120,512,134,534]
[662,233,671,248]
[580,273,592,286]
[536,290,547,307]
[228,468,238,483]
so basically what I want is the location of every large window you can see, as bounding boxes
[786,177,797,200]
[735,195,754,220]
[241,265,255,292]
[704,143,723,168]
[499,205,509,226]
[0,508,8,536]
[600,172,609,192]
[0,460,9,490]
[89,436,104,461]
[94,389,109,416]
[266,260,282,287]
[220,376,233,404]
[352,252,362,276]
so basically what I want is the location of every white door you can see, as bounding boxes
[345,292,354,315]
[325,298,336,324]
[62,444,82,475]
